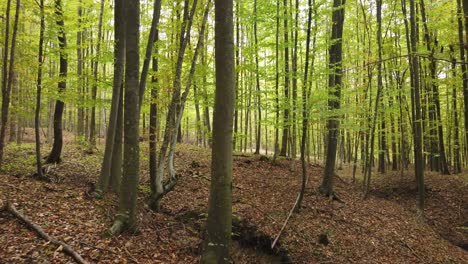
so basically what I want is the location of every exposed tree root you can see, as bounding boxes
[148,177,179,211]
[3,202,89,264]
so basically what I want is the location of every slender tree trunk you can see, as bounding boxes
[273,0,280,160]
[34,0,45,178]
[280,0,290,157]
[202,0,234,261]
[450,45,462,174]
[291,0,299,160]
[0,0,20,166]
[89,0,105,146]
[46,0,68,164]
[149,0,198,210]
[457,0,468,159]
[320,0,345,197]
[110,84,123,192]
[77,0,84,137]
[254,0,261,155]
[296,0,313,211]
[406,0,425,213]
[96,0,126,195]
[364,0,384,197]
[149,17,161,197]
[167,2,211,180]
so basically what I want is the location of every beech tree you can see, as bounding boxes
[320,0,346,197]
[202,0,235,261]
[107,0,140,235]
[46,0,68,164]
[0,0,20,166]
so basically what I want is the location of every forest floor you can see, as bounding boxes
[0,131,467,263]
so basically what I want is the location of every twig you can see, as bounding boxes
[271,192,301,249]
[400,239,420,259]
[4,202,89,264]
[123,244,140,264]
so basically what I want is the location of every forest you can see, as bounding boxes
[0,0,467,263]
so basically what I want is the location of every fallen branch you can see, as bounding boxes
[271,192,301,249]
[4,202,89,264]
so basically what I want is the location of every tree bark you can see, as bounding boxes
[0,0,20,166]
[96,0,126,195]
[280,0,290,157]
[202,0,235,261]
[107,0,140,235]
[46,0,68,164]
[254,0,261,155]
[35,0,45,179]
[406,0,425,213]
[149,0,198,210]
[320,0,346,197]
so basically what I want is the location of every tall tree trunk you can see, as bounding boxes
[291,0,299,160]
[202,0,234,261]
[280,0,290,157]
[254,0,261,155]
[406,0,425,213]
[46,0,68,164]
[450,45,462,174]
[296,0,313,211]
[457,0,468,158]
[89,0,105,146]
[77,0,84,137]
[273,0,280,160]
[167,1,210,180]
[319,0,345,197]
[0,0,20,166]
[110,84,123,192]
[149,0,198,210]
[364,0,384,197]
[107,0,140,236]
[96,0,126,195]
[139,0,162,109]
[149,60,159,194]
[34,0,45,178]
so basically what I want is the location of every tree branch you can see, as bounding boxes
[4,202,89,264]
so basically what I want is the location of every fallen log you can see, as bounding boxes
[4,202,89,264]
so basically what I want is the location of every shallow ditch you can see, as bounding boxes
[174,210,292,263]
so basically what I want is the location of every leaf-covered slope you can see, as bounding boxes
[0,143,467,263]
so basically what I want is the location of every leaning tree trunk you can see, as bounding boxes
[167,1,210,180]
[320,0,346,197]
[149,0,198,211]
[296,0,313,211]
[46,0,68,164]
[201,0,235,261]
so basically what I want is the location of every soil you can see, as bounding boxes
[0,136,467,263]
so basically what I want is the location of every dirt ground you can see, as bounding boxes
[0,138,467,263]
